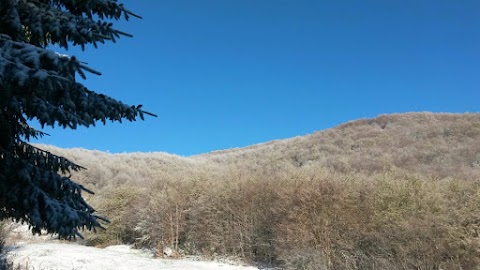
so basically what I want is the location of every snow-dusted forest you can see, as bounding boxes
[3,112,480,270]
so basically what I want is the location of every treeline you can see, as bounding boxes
[38,112,480,269]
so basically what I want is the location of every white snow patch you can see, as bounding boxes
[5,243,260,270]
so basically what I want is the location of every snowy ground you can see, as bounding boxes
[3,225,260,270]
[5,243,260,270]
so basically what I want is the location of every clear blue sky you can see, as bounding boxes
[33,0,479,156]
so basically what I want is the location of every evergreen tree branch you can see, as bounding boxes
[0,0,152,239]
[0,0,24,41]
[0,152,104,238]
[15,0,134,49]
[37,0,141,20]
[1,35,156,130]
[14,141,86,173]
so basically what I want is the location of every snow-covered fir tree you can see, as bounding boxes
[0,0,155,238]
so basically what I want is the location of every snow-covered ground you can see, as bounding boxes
[6,243,260,270]
[3,226,260,270]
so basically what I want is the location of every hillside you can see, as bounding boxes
[41,112,480,183]
[198,112,480,179]
[25,112,480,270]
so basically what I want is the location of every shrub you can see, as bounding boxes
[36,113,480,269]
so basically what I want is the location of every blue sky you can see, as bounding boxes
[34,0,479,156]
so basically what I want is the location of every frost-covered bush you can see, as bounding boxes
[36,113,480,268]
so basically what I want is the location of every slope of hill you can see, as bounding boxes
[23,112,480,270]
[195,112,480,179]
[40,112,480,183]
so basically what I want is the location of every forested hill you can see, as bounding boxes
[34,112,480,269]
[195,112,480,180]
[40,112,480,185]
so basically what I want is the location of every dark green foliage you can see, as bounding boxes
[0,0,154,239]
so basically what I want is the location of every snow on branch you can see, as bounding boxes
[14,141,86,173]
[44,0,142,20]
[17,0,137,49]
[0,0,153,240]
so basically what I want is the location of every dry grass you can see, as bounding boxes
[34,112,480,269]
